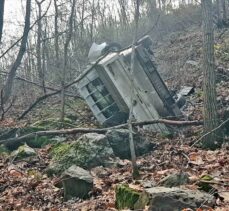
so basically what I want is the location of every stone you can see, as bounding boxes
[46,133,114,176]
[62,165,93,200]
[115,184,145,210]
[158,172,190,188]
[11,144,36,160]
[146,187,214,211]
[115,185,215,211]
[106,129,156,159]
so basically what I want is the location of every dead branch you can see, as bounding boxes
[0,119,203,146]
[191,118,229,147]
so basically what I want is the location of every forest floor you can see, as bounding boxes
[0,27,229,210]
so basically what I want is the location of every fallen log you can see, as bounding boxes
[0,119,203,146]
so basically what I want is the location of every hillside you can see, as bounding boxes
[0,26,229,211]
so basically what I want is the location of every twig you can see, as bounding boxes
[191,118,229,147]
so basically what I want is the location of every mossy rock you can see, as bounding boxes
[11,144,36,160]
[115,184,149,210]
[46,133,114,176]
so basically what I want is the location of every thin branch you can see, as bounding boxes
[191,118,229,147]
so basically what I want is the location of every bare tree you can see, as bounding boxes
[60,0,76,121]
[36,0,46,93]
[80,0,85,39]
[54,0,59,65]
[129,0,140,179]
[90,0,95,42]
[201,0,222,149]
[0,0,4,43]
[1,0,31,105]
[118,0,128,26]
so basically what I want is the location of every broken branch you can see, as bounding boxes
[0,119,203,145]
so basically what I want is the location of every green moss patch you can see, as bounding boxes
[115,184,149,210]
[51,143,71,161]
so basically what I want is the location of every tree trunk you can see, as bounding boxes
[1,0,31,104]
[221,0,227,24]
[0,0,5,43]
[129,0,140,179]
[80,0,85,39]
[201,0,222,149]
[60,0,76,121]
[118,0,128,26]
[216,0,221,25]
[54,0,59,64]
[35,0,46,94]
[90,0,95,43]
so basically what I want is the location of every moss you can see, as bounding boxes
[27,136,53,148]
[51,143,71,161]
[115,184,142,210]
[197,175,215,193]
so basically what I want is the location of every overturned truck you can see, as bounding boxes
[78,36,183,133]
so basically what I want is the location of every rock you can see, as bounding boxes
[115,185,215,211]
[115,184,147,210]
[146,187,214,211]
[11,144,36,160]
[106,129,156,159]
[47,133,114,176]
[158,172,190,188]
[62,165,93,200]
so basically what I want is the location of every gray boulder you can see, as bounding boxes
[47,133,114,175]
[146,187,214,211]
[62,165,93,200]
[106,129,156,159]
